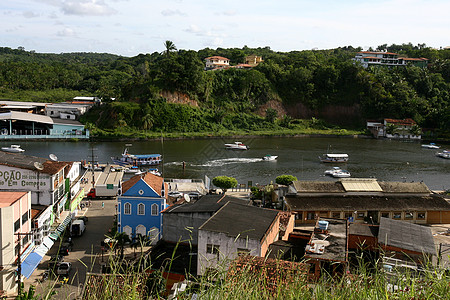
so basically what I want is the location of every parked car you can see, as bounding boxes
[56,262,72,276]
[48,255,64,270]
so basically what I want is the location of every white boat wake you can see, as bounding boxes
[191,158,263,167]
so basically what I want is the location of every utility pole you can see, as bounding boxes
[88,146,98,187]
[15,232,33,296]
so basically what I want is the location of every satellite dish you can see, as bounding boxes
[49,154,58,161]
[184,194,191,203]
[34,162,44,170]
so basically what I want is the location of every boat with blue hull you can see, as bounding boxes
[111,148,162,166]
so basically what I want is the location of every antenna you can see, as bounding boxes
[34,162,44,170]
[49,154,58,161]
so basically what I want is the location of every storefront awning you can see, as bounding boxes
[20,252,44,278]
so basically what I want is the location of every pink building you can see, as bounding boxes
[0,191,31,296]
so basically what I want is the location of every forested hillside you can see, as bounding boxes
[0,44,449,137]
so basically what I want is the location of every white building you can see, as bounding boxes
[353,51,428,68]
[204,56,230,70]
[0,191,32,296]
[197,202,281,276]
[45,103,92,120]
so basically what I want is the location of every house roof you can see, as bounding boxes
[384,118,416,126]
[399,57,429,61]
[199,202,279,242]
[285,194,450,212]
[163,194,249,214]
[291,179,430,194]
[378,217,435,255]
[349,223,379,237]
[205,56,229,61]
[0,152,67,175]
[121,172,165,195]
[357,51,398,55]
[0,111,54,124]
[306,218,348,262]
[0,191,28,207]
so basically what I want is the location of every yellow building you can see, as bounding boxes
[244,55,264,67]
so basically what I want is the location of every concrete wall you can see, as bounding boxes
[197,230,261,276]
[162,212,212,244]
[260,215,280,256]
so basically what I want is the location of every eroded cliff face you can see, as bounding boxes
[160,90,199,107]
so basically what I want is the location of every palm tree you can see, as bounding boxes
[114,232,131,260]
[385,123,398,136]
[163,40,177,56]
[142,114,153,130]
[409,124,422,137]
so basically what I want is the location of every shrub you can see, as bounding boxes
[275,174,297,186]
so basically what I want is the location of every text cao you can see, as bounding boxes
[0,170,45,187]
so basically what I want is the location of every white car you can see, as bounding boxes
[56,262,72,275]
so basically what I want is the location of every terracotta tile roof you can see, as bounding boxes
[400,57,429,61]
[0,191,28,207]
[357,51,398,55]
[122,172,166,196]
[227,255,307,296]
[384,118,416,126]
[42,161,68,175]
[205,56,230,61]
[0,152,67,175]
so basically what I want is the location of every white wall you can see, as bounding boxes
[197,230,261,276]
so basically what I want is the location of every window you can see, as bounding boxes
[381,212,390,219]
[417,212,426,220]
[124,203,131,215]
[393,212,402,219]
[344,212,352,220]
[207,244,220,254]
[22,211,29,224]
[138,203,145,215]
[151,204,158,216]
[14,219,20,232]
[295,212,303,220]
[332,212,341,219]
[306,212,315,220]
[405,211,413,219]
[357,212,365,220]
[319,211,328,218]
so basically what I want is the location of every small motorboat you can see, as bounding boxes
[331,169,351,178]
[436,150,450,159]
[225,142,249,150]
[148,168,161,176]
[1,145,25,153]
[124,166,141,174]
[262,155,278,161]
[324,167,341,176]
[421,143,440,149]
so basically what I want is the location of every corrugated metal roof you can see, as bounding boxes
[0,111,53,124]
[340,178,382,192]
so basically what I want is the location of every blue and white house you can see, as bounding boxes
[117,172,167,244]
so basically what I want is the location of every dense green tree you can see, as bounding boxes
[275,175,297,186]
[212,176,238,193]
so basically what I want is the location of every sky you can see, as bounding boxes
[1,0,450,57]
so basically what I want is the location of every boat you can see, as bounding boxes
[148,168,161,176]
[111,148,162,166]
[331,169,351,178]
[422,143,440,149]
[319,153,349,163]
[324,167,341,175]
[225,142,249,150]
[124,166,141,174]
[262,155,278,161]
[436,150,450,159]
[1,145,25,153]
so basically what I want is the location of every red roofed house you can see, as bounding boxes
[204,56,230,70]
[0,191,31,296]
[367,118,421,139]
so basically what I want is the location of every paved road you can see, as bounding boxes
[24,197,117,299]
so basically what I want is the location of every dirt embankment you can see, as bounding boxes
[160,91,199,107]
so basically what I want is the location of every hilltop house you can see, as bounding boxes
[197,202,286,276]
[285,178,450,225]
[117,172,167,244]
[367,118,421,139]
[204,56,230,70]
[244,55,264,67]
[353,51,428,68]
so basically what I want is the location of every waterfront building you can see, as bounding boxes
[0,191,32,296]
[197,202,283,276]
[367,118,421,139]
[0,111,88,139]
[204,56,230,70]
[44,103,93,120]
[353,51,428,68]
[117,172,167,244]
[286,178,450,225]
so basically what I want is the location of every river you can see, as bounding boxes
[3,137,449,191]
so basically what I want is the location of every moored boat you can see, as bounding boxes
[262,155,278,161]
[422,143,440,149]
[436,150,450,159]
[111,148,162,166]
[319,153,349,163]
[1,145,25,153]
[225,142,249,150]
[324,167,341,175]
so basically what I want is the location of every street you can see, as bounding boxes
[24,197,117,299]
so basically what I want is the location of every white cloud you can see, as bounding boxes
[161,9,187,16]
[23,11,39,18]
[61,0,117,16]
[215,10,236,16]
[57,27,76,37]
[184,24,201,34]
